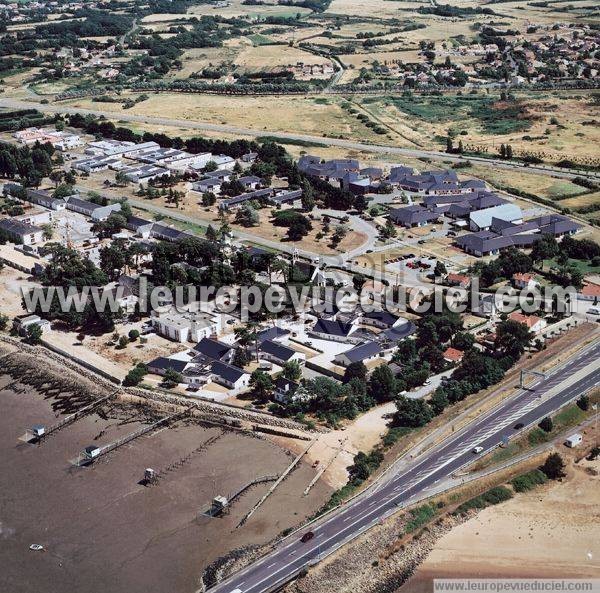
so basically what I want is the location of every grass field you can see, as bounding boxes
[542,257,600,276]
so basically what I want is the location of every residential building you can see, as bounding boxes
[310,318,360,343]
[334,341,381,367]
[260,339,305,366]
[0,219,44,245]
[190,177,223,195]
[12,314,51,336]
[151,312,221,343]
[210,361,249,392]
[446,273,471,288]
[507,311,547,335]
[64,196,121,221]
[85,140,160,158]
[193,337,234,364]
[125,216,154,238]
[360,310,402,329]
[579,283,600,302]
[443,347,464,363]
[24,188,67,211]
[512,273,538,289]
[122,164,170,185]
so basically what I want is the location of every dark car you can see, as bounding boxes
[301,531,315,543]
[514,422,524,430]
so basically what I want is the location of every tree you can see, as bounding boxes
[434,261,447,276]
[343,361,368,384]
[495,319,533,362]
[250,370,274,403]
[452,331,475,352]
[540,452,565,480]
[368,365,396,403]
[281,360,302,382]
[300,179,315,211]
[394,396,433,428]
[205,224,218,242]
[124,363,147,387]
[531,234,559,263]
[380,219,397,239]
[429,388,449,415]
[41,224,54,241]
[235,204,259,227]
[233,347,251,368]
[539,416,553,433]
[0,313,9,331]
[331,225,348,247]
[128,329,140,341]
[576,394,589,411]
[117,335,129,349]
[235,323,260,362]
[99,239,130,280]
[53,183,75,200]
[25,323,43,345]
[162,368,183,388]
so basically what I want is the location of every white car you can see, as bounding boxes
[472,446,484,454]
[587,307,600,316]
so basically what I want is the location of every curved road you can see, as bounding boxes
[211,341,600,593]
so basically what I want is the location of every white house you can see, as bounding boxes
[12,314,51,336]
[0,219,44,245]
[259,339,306,366]
[210,361,250,393]
[151,312,221,343]
[334,341,381,367]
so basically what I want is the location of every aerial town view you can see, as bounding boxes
[0,0,599,592]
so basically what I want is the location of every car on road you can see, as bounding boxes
[472,446,484,454]
[447,231,457,237]
[418,239,427,244]
[301,531,315,543]
[514,422,524,430]
[587,307,600,315]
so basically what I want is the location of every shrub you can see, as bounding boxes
[454,486,513,515]
[541,453,566,480]
[511,469,547,493]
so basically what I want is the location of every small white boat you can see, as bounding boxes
[29,544,44,551]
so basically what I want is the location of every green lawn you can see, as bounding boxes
[542,257,600,275]
[248,33,275,46]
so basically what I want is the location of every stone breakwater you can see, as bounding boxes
[0,335,317,435]
[285,513,468,593]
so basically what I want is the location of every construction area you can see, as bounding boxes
[0,344,333,593]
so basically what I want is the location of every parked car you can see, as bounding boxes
[472,446,484,454]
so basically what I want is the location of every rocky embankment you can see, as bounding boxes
[285,512,468,593]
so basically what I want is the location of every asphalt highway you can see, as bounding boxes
[211,340,600,593]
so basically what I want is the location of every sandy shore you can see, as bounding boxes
[403,457,600,592]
